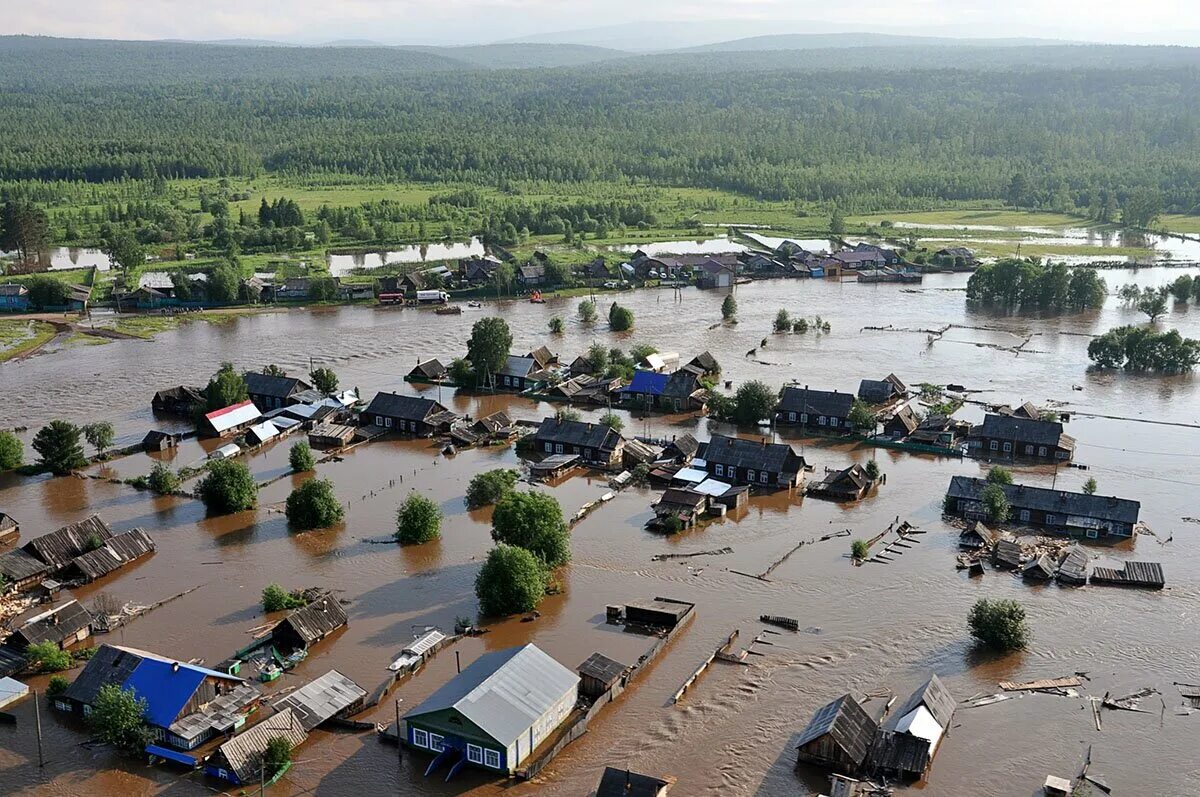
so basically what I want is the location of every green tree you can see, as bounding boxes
[1138,288,1168,323]
[89,684,152,753]
[863,459,881,481]
[206,263,240,303]
[147,462,180,494]
[32,420,86,474]
[1082,477,1098,495]
[721,294,737,321]
[548,316,565,335]
[609,303,634,331]
[197,459,258,514]
[968,598,1030,652]
[578,299,597,323]
[448,357,474,387]
[491,261,514,296]
[260,736,293,780]
[584,342,608,374]
[829,207,846,236]
[1088,325,1200,372]
[205,362,248,410]
[732,380,778,425]
[263,364,288,377]
[986,466,1013,485]
[848,399,876,431]
[773,308,791,332]
[395,492,442,544]
[285,477,343,530]
[467,317,513,384]
[1121,187,1164,228]
[23,276,70,309]
[981,483,1011,523]
[1170,275,1193,303]
[262,583,306,612]
[474,545,548,616]
[599,410,624,432]
[491,491,571,567]
[47,674,70,698]
[83,422,115,456]
[25,641,71,673]
[850,539,870,561]
[101,226,144,279]
[0,201,50,263]
[466,468,520,508]
[309,367,338,395]
[289,441,315,472]
[0,430,22,470]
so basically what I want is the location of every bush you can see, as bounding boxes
[578,299,597,323]
[548,316,564,334]
[0,430,24,470]
[47,674,70,698]
[609,303,634,331]
[721,294,737,321]
[555,407,581,423]
[197,459,258,514]
[147,462,180,495]
[289,441,315,472]
[863,460,880,481]
[849,399,876,430]
[26,641,71,673]
[261,735,293,779]
[793,318,809,333]
[448,357,474,387]
[660,516,683,534]
[262,583,307,612]
[285,478,344,530]
[395,493,442,544]
[851,539,870,560]
[986,466,1013,485]
[773,308,791,332]
[89,684,152,753]
[1082,477,1098,495]
[466,468,520,508]
[474,545,548,616]
[968,598,1030,652]
[32,420,87,475]
[309,367,339,395]
[599,410,624,432]
[491,491,571,567]
[205,362,248,411]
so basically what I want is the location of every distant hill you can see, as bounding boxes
[500,19,801,51]
[676,32,1063,53]
[402,42,631,69]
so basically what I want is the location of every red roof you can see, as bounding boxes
[205,400,255,420]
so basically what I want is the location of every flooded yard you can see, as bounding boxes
[2,269,1200,796]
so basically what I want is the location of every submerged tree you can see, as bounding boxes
[466,468,520,508]
[395,493,442,544]
[721,294,737,321]
[491,491,570,567]
[197,459,258,514]
[83,422,115,457]
[285,478,343,530]
[474,545,548,616]
[968,598,1030,652]
[32,420,86,474]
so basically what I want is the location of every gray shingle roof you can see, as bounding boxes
[947,476,1139,525]
[701,434,805,476]
[778,386,854,418]
[23,515,114,569]
[364,392,447,423]
[976,414,1074,450]
[535,417,622,453]
[882,674,955,731]
[274,595,348,647]
[795,693,877,765]
[215,708,308,783]
[273,669,366,731]
[403,644,578,748]
[243,372,310,399]
[0,549,49,583]
[64,528,155,582]
[10,600,92,647]
[497,355,537,379]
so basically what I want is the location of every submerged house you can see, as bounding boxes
[267,594,348,654]
[533,417,625,469]
[204,707,309,784]
[152,385,206,416]
[883,405,920,439]
[58,528,156,583]
[200,400,263,437]
[969,414,1075,461]
[945,476,1140,539]
[60,644,259,751]
[865,675,956,782]
[23,515,115,572]
[652,488,709,528]
[699,434,807,489]
[401,644,579,776]
[408,358,449,382]
[0,512,18,543]
[595,767,675,797]
[273,669,367,731]
[6,599,93,652]
[363,392,458,437]
[795,694,878,775]
[857,374,907,404]
[492,355,544,392]
[777,386,855,432]
[243,372,312,412]
[808,464,875,502]
[0,548,49,592]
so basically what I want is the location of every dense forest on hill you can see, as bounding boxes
[1,37,1199,215]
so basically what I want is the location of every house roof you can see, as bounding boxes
[403,644,579,748]
[408,358,447,379]
[596,767,674,797]
[817,464,872,492]
[274,595,348,646]
[168,682,261,743]
[687,351,719,373]
[216,708,309,782]
[203,401,262,434]
[243,372,310,399]
[0,549,49,583]
[577,652,627,686]
[657,488,708,510]
[947,476,1139,525]
[887,405,920,435]
[858,379,896,403]
[518,264,545,280]
[795,693,878,765]
[937,246,974,258]
[701,434,805,475]
[23,514,114,568]
[153,385,205,406]
[535,417,623,453]
[497,355,537,379]
[526,345,556,368]
[883,674,955,732]
[778,386,854,418]
[364,392,447,422]
[10,600,92,647]
[661,370,702,400]
[623,370,669,396]
[64,528,155,582]
[0,512,17,532]
[273,669,366,731]
[0,284,29,297]
[976,414,1075,450]
[138,272,174,290]
[245,420,280,443]
[664,433,700,460]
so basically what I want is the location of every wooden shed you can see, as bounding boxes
[59,528,156,583]
[0,512,18,544]
[577,652,628,699]
[0,548,50,592]
[795,694,878,774]
[268,595,348,653]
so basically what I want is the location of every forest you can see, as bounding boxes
[1,37,1199,219]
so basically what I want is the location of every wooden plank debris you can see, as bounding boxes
[999,676,1083,692]
[671,629,738,704]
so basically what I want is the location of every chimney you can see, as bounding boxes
[172,662,180,673]
[625,770,632,792]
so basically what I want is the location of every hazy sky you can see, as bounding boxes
[4,0,1198,46]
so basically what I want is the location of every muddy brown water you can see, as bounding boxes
[3,270,1200,796]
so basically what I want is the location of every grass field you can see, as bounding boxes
[847,208,1092,229]
[0,319,58,362]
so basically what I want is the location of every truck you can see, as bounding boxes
[416,290,450,305]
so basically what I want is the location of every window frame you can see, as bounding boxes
[412,728,429,749]
[467,744,483,764]
[428,732,444,752]
[484,748,501,769]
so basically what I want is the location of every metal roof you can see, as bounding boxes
[596,767,673,797]
[778,386,855,418]
[168,682,261,742]
[215,707,309,783]
[273,669,366,731]
[976,413,1075,450]
[245,420,280,443]
[204,401,262,434]
[702,434,805,476]
[692,478,732,497]
[795,693,877,766]
[403,643,579,748]
[0,676,30,710]
[138,271,174,289]
[578,653,627,686]
[672,466,707,483]
[623,370,669,396]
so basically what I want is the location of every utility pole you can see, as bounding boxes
[34,689,44,768]
[395,698,403,763]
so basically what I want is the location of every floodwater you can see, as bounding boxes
[0,247,115,271]
[327,240,487,276]
[598,237,751,256]
[890,223,1200,262]
[3,268,1200,797]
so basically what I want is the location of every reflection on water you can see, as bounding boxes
[327,238,486,275]
[895,223,1200,261]
[598,237,749,256]
[0,246,117,271]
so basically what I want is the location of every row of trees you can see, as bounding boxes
[965,258,1108,311]
[1087,326,1200,373]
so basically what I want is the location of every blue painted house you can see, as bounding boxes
[621,369,669,406]
[0,284,30,311]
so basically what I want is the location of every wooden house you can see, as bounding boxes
[662,433,699,463]
[696,258,735,289]
[307,421,357,448]
[682,351,720,378]
[945,476,1140,539]
[517,263,545,288]
[907,414,966,448]
[526,345,558,370]
[1022,554,1058,580]
[622,598,693,629]
[243,372,312,412]
[268,594,348,654]
[777,386,855,432]
[583,258,611,281]
[400,644,579,775]
[969,414,1075,461]
[577,652,628,699]
[492,355,541,391]
[408,358,448,382]
[652,488,709,527]
[152,385,205,416]
[0,283,31,311]
[884,405,920,439]
[865,675,955,782]
[699,434,806,489]
[595,767,675,797]
[857,374,907,404]
[7,599,93,651]
[141,430,180,452]
[993,539,1025,569]
[1090,561,1165,589]
[0,549,49,592]
[1056,546,1089,586]
[363,392,458,437]
[23,515,114,572]
[808,464,875,502]
[533,417,625,469]
[204,707,308,784]
[200,400,262,437]
[59,528,156,583]
[795,694,878,774]
[958,521,999,550]
[0,512,18,544]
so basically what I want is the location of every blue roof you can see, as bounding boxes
[122,657,234,728]
[622,370,669,396]
[146,743,198,766]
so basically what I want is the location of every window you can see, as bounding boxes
[375,415,384,426]
[989,440,998,451]
[484,749,501,769]
[1086,529,1099,539]
[555,444,563,454]
[788,412,796,422]
[584,448,592,459]
[428,733,444,752]
[1038,446,1047,457]
[412,728,429,749]
[1002,442,1012,453]
[410,421,418,432]
[760,471,768,484]
[385,417,393,428]
[54,700,70,712]
[1025,445,1034,455]
[715,464,724,476]
[544,442,553,452]
[747,469,756,482]
[819,416,827,426]
[1019,510,1030,522]
[467,744,483,764]
[1046,514,1057,525]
